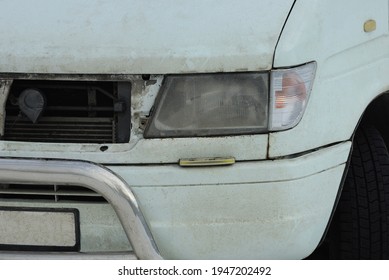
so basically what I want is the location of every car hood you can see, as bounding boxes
[0,0,294,74]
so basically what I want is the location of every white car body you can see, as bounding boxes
[0,0,388,259]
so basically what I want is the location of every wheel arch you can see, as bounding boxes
[359,90,389,148]
[309,89,389,259]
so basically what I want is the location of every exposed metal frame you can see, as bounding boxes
[0,157,162,260]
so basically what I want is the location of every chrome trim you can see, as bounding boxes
[0,158,162,260]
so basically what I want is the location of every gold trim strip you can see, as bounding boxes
[179,157,236,167]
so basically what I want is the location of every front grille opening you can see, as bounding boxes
[3,80,131,144]
[0,183,107,203]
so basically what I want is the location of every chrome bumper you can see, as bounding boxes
[0,158,162,260]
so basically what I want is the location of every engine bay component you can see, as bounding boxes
[18,88,46,123]
[4,80,131,144]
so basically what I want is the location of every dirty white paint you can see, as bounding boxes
[271,0,389,157]
[0,0,294,74]
[107,142,349,259]
[109,141,351,186]
[131,164,345,259]
[130,75,163,138]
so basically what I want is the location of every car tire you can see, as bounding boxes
[329,124,389,259]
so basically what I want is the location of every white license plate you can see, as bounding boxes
[0,208,79,250]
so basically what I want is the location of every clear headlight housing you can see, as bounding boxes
[144,62,316,138]
[270,62,316,130]
[145,73,269,137]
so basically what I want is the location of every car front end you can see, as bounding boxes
[2,0,385,259]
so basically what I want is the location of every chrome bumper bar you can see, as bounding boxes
[0,158,162,260]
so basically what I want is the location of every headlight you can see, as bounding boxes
[144,73,269,137]
[144,62,316,138]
